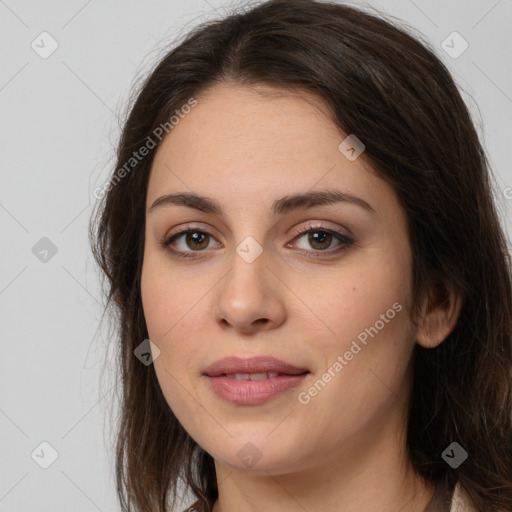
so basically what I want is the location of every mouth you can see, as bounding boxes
[203,356,310,405]
[203,355,309,377]
[223,372,301,380]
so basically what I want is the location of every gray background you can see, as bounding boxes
[1,0,511,510]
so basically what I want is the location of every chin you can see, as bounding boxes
[203,431,306,475]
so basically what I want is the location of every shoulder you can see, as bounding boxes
[450,482,478,512]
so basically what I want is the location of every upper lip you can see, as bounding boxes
[203,356,309,377]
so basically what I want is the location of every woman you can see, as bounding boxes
[90,0,512,511]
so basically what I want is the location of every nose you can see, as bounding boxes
[212,246,287,335]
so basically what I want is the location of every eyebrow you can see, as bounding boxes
[148,189,375,216]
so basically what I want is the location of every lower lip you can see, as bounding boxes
[205,374,308,405]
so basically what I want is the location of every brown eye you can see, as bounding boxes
[305,231,333,250]
[182,231,210,250]
[162,228,219,257]
[293,228,348,252]
[286,223,355,259]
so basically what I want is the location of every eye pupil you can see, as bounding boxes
[309,231,332,250]
[187,232,209,250]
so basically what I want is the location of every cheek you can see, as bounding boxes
[141,277,169,341]
[141,259,204,419]
[302,258,411,347]
[320,258,413,391]
[298,250,415,410]
[140,251,190,339]
[141,252,206,373]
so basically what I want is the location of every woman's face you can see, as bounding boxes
[141,82,419,475]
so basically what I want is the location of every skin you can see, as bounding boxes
[140,82,461,512]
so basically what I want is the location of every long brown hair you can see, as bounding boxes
[89,1,512,510]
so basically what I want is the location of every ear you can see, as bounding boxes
[416,282,462,349]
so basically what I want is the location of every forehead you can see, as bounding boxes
[147,82,394,218]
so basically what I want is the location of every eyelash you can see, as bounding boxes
[160,222,354,260]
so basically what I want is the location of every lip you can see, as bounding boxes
[203,356,309,406]
[203,356,308,377]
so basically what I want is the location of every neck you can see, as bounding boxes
[212,459,433,512]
